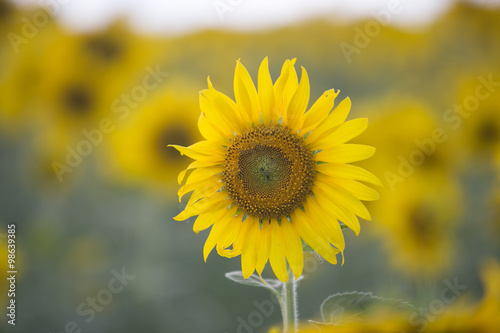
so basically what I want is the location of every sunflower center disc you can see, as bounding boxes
[240,146,288,191]
[224,125,316,220]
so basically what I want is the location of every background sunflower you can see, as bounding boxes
[105,89,202,190]
[0,0,499,332]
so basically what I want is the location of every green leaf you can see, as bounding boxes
[225,271,283,299]
[320,291,415,325]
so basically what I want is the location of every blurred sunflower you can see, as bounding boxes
[351,99,462,277]
[370,176,461,278]
[0,0,23,43]
[172,57,380,282]
[31,70,124,187]
[0,2,57,132]
[105,89,202,188]
[428,258,500,332]
[353,98,455,189]
[0,44,40,130]
[26,21,163,185]
[40,19,159,83]
[36,20,158,130]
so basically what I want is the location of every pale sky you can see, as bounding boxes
[14,0,500,35]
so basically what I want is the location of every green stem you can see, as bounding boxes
[282,265,298,333]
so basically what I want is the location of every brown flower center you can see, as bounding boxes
[224,125,315,220]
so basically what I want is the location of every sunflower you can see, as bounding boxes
[370,176,460,278]
[172,58,380,282]
[427,258,500,332]
[26,21,163,185]
[35,21,157,130]
[105,89,202,188]
[0,3,57,132]
[451,73,500,160]
[353,97,455,190]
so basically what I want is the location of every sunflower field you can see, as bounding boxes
[1,0,500,332]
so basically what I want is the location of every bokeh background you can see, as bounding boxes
[1,0,500,332]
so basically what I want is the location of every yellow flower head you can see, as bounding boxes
[427,258,500,332]
[371,176,461,278]
[451,73,500,159]
[172,58,380,282]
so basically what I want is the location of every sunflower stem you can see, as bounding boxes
[282,265,298,333]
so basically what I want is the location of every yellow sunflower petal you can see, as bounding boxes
[327,178,380,201]
[217,246,241,259]
[301,89,339,134]
[203,205,239,261]
[313,183,361,235]
[308,118,368,149]
[282,218,304,279]
[231,215,255,257]
[198,112,225,142]
[291,208,339,265]
[258,57,275,125]
[256,220,272,276]
[328,96,352,127]
[185,180,222,208]
[199,92,238,138]
[178,175,222,202]
[305,198,345,252]
[193,206,226,234]
[217,214,243,258]
[274,59,297,117]
[206,76,245,130]
[174,191,228,221]
[269,219,288,282]
[303,202,345,265]
[315,144,376,164]
[177,159,218,184]
[169,141,225,162]
[234,60,260,125]
[316,163,382,186]
[282,62,299,118]
[241,219,260,278]
[307,96,351,142]
[287,66,310,132]
[183,166,223,187]
[315,176,371,221]
[177,166,223,202]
